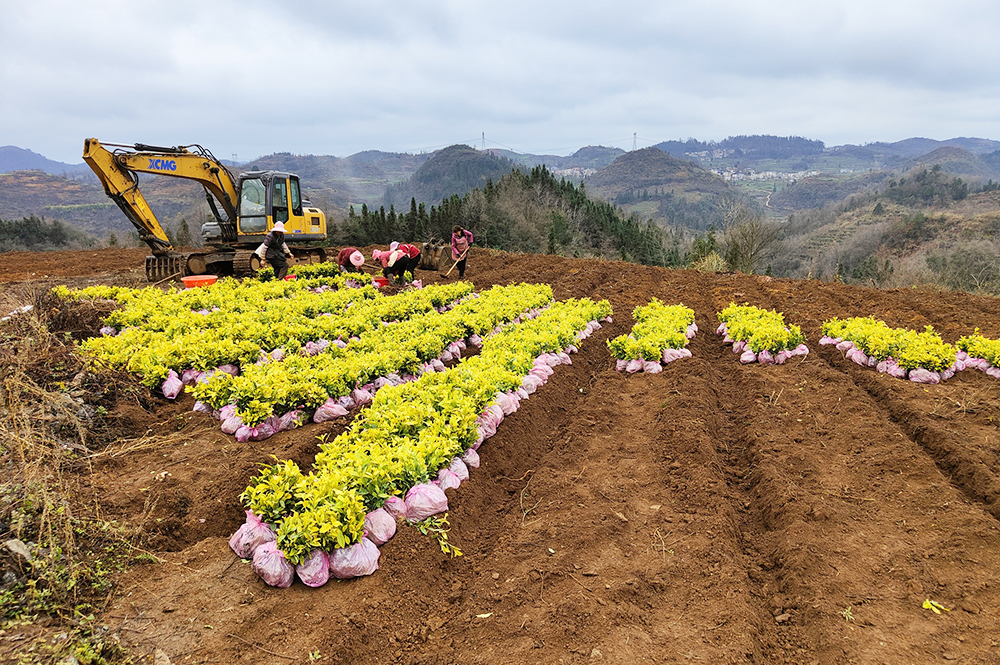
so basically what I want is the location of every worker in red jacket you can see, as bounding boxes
[336,247,365,273]
[373,243,421,282]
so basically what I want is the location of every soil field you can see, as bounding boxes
[4,247,1000,664]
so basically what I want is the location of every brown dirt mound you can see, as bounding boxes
[4,247,1000,664]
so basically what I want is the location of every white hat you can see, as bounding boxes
[272,222,286,233]
[349,250,364,267]
[389,241,399,252]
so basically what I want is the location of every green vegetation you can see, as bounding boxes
[337,165,682,267]
[0,214,97,252]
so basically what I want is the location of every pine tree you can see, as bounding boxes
[176,218,192,247]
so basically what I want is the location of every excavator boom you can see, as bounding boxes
[82,138,328,280]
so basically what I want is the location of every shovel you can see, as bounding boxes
[441,248,469,278]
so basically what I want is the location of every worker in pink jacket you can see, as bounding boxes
[451,225,473,279]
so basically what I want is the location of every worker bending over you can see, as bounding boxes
[337,247,365,273]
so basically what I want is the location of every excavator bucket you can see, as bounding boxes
[145,255,187,281]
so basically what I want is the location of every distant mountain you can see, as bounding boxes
[484,145,624,173]
[238,150,430,211]
[0,146,90,175]
[900,146,995,180]
[584,148,731,231]
[383,145,515,208]
[656,135,826,160]
[585,147,728,196]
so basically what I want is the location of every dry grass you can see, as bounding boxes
[0,287,142,663]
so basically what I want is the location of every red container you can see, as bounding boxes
[181,275,218,288]
[284,274,297,281]
[373,276,390,288]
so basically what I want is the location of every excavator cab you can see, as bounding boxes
[234,171,325,243]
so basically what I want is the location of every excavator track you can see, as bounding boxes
[232,252,262,277]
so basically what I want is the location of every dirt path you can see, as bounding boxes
[6,248,1000,664]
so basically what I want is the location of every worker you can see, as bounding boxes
[374,244,421,283]
[336,246,365,273]
[395,243,422,276]
[255,222,293,280]
[451,225,474,279]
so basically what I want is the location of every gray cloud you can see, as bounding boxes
[3,0,1000,163]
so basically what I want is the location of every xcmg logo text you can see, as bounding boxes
[148,159,177,171]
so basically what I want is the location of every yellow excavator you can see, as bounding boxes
[83,138,328,280]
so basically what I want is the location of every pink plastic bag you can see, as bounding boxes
[521,375,543,393]
[437,468,461,491]
[461,448,480,469]
[221,412,244,435]
[161,370,183,400]
[235,422,276,442]
[351,388,374,406]
[847,348,869,366]
[383,496,407,520]
[364,508,397,546]
[295,549,330,588]
[643,360,663,373]
[313,398,350,423]
[496,393,517,415]
[487,403,504,425]
[216,363,240,377]
[252,541,294,587]
[757,349,774,365]
[836,340,854,353]
[278,409,305,431]
[228,510,276,559]
[739,349,757,364]
[192,400,214,415]
[404,483,448,521]
[625,358,644,373]
[329,537,380,579]
[449,457,470,482]
[732,340,746,354]
[909,367,941,384]
[615,359,629,372]
[181,368,202,386]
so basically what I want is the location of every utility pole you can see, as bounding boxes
[482,132,486,151]
[633,133,637,151]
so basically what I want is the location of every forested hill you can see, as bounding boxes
[586,147,728,196]
[383,145,515,208]
[336,165,679,267]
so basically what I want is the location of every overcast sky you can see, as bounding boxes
[3,0,1000,164]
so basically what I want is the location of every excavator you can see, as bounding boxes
[83,138,328,280]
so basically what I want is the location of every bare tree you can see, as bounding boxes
[721,198,780,274]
